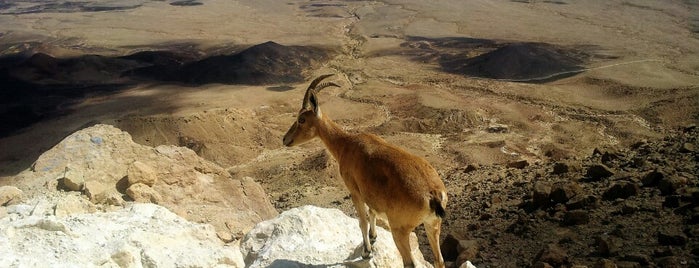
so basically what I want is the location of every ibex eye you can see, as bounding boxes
[298,117,305,124]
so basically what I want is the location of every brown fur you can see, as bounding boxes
[283,75,448,268]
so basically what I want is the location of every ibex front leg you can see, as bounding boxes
[350,195,373,259]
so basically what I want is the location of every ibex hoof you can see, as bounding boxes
[361,245,373,259]
[369,234,377,245]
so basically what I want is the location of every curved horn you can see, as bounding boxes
[302,74,335,110]
[315,82,340,94]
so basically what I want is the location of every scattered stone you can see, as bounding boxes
[532,262,554,268]
[54,194,96,217]
[533,244,569,267]
[127,161,158,187]
[663,195,681,208]
[463,164,478,173]
[562,210,589,226]
[653,247,675,257]
[596,235,622,257]
[58,166,85,191]
[216,230,235,243]
[601,152,620,164]
[0,186,22,206]
[602,181,640,200]
[533,182,552,207]
[441,233,462,261]
[456,240,480,266]
[680,142,695,153]
[83,180,107,203]
[642,171,664,187]
[508,160,529,169]
[621,253,650,265]
[586,164,614,180]
[594,258,618,268]
[552,162,569,175]
[658,176,687,195]
[620,203,638,215]
[486,123,509,133]
[550,182,583,204]
[566,195,599,210]
[654,256,683,268]
[126,183,163,204]
[657,230,687,246]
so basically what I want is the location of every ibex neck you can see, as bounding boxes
[316,114,351,162]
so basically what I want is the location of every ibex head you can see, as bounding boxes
[282,74,340,147]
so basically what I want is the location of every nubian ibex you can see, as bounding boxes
[283,74,448,268]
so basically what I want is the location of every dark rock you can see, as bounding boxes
[596,235,622,257]
[507,160,529,169]
[601,151,620,165]
[621,253,651,265]
[642,171,664,187]
[562,210,589,226]
[478,213,493,221]
[441,233,461,261]
[616,261,642,268]
[566,194,599,210]
[658,176,687,196]
[551,162,569,174]
[621,203,639,215]
[655,256,683,268]
[657,230,687,246]
[603,182,640,200]
[653,247,675,257]
[587,164,615,180]
[456,240,480,265]
[532,244,569,267]
[550,182,583,204]
[680,142,695,153]
[533,182,552,207]
[463,164,478,173]
[594,258,617,268]
[593,148,604,156]
[532,262,554,268]
[662,195,681,208]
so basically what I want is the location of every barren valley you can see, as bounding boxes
[1,0,698,267]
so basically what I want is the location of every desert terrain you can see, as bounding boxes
[1,0,698,267]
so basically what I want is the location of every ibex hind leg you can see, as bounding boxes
[368,209,378,245]
[424,216,446,268]
[390,226,415,268]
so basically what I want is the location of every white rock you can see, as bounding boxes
[241,205,431,268]
[0,198,244,267]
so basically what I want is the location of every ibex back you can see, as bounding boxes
[283,74,448,268]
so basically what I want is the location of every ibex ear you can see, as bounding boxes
[309,92,321,116]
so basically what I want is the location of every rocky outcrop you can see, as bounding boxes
[11,124,277,235]
[0,195,244,267]
[241,205,431,268]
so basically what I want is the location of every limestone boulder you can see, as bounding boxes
[13,124,277,235]
[241,205,431,268]
[0,195,244,267]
